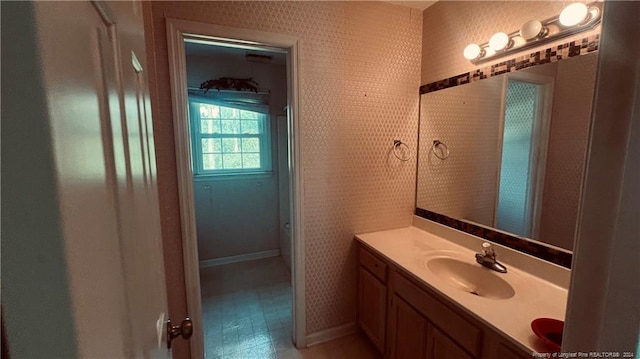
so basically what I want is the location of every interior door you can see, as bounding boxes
[32,1,171,356]
[105,1,172,356]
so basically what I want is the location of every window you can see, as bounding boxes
[189,100,270,175]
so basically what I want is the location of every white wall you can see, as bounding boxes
[564,1,640,352]
[186,51,288,260]
[1,3,79,356]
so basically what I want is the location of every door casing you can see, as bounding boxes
[165,18,305,357]
[493,71,554,239]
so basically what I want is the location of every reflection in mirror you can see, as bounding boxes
[416,52,598,252]
[497,73,553,239]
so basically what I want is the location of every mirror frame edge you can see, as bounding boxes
[415,33,601,269]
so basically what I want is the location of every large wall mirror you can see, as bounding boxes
[416,51,599,265]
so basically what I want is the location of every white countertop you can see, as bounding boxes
[355,225,568,354]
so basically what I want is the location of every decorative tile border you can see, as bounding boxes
[416,34,598,268]
[420,34,599,94]
[414,208,573,268]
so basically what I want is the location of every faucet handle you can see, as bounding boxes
[482,242,496,257]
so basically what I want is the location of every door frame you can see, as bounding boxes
[493,71,554,238]
[166,18,306,357]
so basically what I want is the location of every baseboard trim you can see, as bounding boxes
[305,322,357,347]
[199,249,280,268]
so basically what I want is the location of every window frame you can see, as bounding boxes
[189,99,272,177]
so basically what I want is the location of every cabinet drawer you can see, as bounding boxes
[392,271,482,357]
[359,246,387,283]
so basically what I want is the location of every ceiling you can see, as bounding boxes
[383,0,438,11]
[184,41,287,65]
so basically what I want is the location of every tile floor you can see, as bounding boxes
[200,256,380,359]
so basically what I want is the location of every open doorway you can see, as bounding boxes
[165,19,305,358]
[495,73,553,239]
[185,41,293,357]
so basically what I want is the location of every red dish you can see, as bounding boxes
[531,318,564,352]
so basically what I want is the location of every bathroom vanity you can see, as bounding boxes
[355,218,568,358]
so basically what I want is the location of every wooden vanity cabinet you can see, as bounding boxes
[387,293,473,359]
[481,331,532,359]
[427,325,474,359]
[357,242,530,359]
[357,246,387,353]
[388,270,480,359]
[387,294,428,358]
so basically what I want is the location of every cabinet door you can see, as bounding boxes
[482,334,531,359]
[358,267,387,353]
[426,325,474,359]
[387,295,428,359]
[494,343,530,359]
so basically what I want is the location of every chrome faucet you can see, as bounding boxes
[475,242,507,273]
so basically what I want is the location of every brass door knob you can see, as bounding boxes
[167,317,193,349]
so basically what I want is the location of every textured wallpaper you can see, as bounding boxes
[416,77,503,224]
[145,0,422,342]
[422,1,600,84]
[539,53,598,250]
[417,54,598,252]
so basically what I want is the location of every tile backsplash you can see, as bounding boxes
[420,34,599,94]
[422,1,601,85]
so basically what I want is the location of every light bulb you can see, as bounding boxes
[559,2,589,27]
[489,32,510,52]
[463,44,482,60]
[520,20,545,41]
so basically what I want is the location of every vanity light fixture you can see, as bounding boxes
[559,2,590,27]
[488,32,511,52]
[463,43,483,60]
[463,1,601,64]
[520,20,547,41]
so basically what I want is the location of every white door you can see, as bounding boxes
[32,1,173,356]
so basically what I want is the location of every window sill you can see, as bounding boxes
[193,171,275,182]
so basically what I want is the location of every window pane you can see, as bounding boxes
[221,120,241,134]
[201,138,221,153]
[203,154,222,170]
[241,120,260,134]
[200,104,219,119]
[192,103,268,174]
[220,107,239,119]
[199,105,210,118]
[222,154,242,169]
[239,110,259,120]
[242,153,260,169]
[242,138,260,152]
[201,120,221,134]
[221,138,241,153]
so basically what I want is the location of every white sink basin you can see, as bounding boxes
[425,257,515,300]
